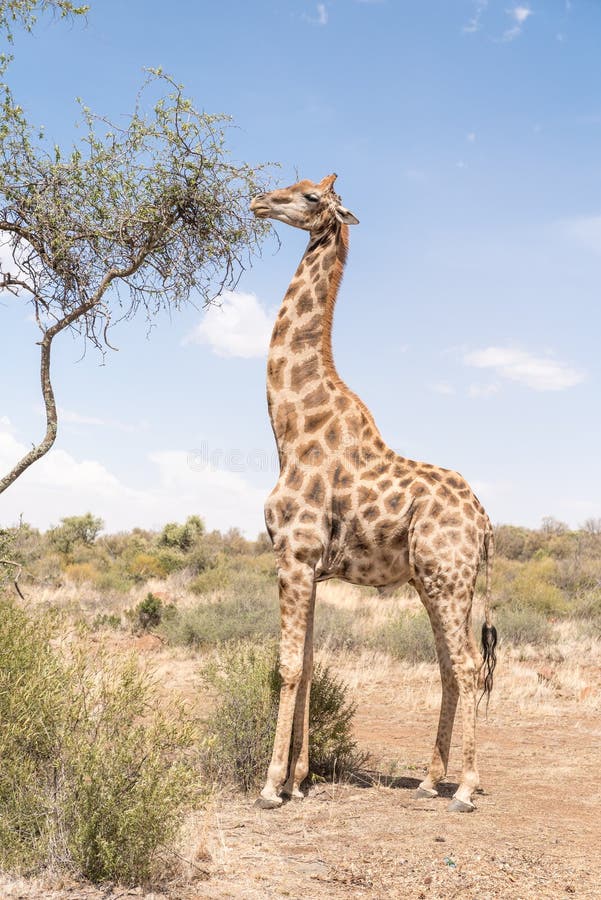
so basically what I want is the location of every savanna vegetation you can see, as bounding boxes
[1,512,600,889]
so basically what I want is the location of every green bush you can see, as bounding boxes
[162,593,279,648]
[512,558,567,615]
[0,599,67,871]
[61,658,198,883]
[495,603,554,646]
[201,642,364,792]
[306,663,366,779]
[0,595,198,883]
[189,562,231,595]
[568,590,601,624]
[127,591,173,631]
[373,611,437,663]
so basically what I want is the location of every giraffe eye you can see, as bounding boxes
[304,193,319,203]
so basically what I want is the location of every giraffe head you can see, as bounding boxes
[251,174,359,232]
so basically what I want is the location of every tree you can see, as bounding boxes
[582,517,601,536]
[0,1,87,55]
[159,515,205,552]
[540,516,568,536]
[0,7,270,495]
[47,513,103,555]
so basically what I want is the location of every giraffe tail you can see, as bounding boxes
[479,526,498,711]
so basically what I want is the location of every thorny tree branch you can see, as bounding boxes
[0,68,274,494]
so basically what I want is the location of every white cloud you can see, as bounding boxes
[503,5,532,40]
[304,3,328,25]
[464,346,585,391]
[0,237,37,295]
[559,215,601,254]
[467,132,476,143]
[511,5,532,24]
[57,407,143,433]
[464,0,488,33]
[0,425,121,497]
[183,291,274,359]
[0,421,266,535]
[0,240,12,275]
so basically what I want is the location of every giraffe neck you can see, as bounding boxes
[267,223,381,461]
[266,222,346,449]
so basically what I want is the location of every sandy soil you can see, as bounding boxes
[2,639,600,900]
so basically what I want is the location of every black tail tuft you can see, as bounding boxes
[479,622,498,712]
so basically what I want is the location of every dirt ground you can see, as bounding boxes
[3,645,600,900]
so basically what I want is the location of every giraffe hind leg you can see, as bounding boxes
[415,621,459,800]
[415,582,481,812]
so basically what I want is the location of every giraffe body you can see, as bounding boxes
[250,175,496,811]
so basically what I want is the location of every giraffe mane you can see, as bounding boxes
[322,224,379,430]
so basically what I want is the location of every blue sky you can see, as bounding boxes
[1,0,600,535]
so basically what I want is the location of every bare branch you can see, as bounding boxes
[0,558,26,600]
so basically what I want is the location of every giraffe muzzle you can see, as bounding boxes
[250,195,270,217]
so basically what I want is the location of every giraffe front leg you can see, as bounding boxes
[255,560,315,809]
[282,584,316,800]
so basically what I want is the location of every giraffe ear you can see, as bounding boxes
[335,205,359,225]
[319,173,337,189]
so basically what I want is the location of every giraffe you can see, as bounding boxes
[250,174,497,813]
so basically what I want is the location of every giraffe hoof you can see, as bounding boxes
[447,798,475,813]
[414,787,438,799]
[254,794,283,810]
[281,789,304,802]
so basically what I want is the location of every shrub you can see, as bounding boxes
[569,590,601,624]
[494,525,529,561]
[162,593,279,648]
[0,595,198,883]
[155,549,188,574]
[61,657,198,883]
[201,642,364,791]
[373,611,437,664]
[0,599,68,871]
[306,664,366,779]
[126,552,168,582]
[133,593,162,630]
[63,561,100,584]
[189,564,231,595]
[495,603,553,646]
[512,558,567,615]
